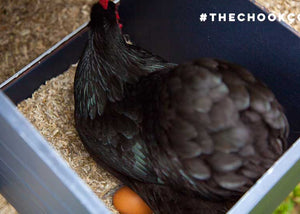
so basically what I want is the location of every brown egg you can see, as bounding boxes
[113,186,153,214]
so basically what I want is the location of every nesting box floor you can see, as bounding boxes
[16,65,121,213]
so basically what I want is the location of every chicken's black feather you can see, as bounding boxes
[74,2,289,213]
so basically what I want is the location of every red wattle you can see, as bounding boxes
[116,12,120,20]
[99,0,109,9]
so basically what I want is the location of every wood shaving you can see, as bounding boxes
[17,65,120,213]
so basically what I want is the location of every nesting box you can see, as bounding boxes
[1,0,300,213]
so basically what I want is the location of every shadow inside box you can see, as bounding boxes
[119,0,300,146]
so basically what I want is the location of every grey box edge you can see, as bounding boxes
[0,90,111,214]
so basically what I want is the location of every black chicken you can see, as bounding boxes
[74,2,289,213]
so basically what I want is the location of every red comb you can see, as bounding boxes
[99,0,109,9]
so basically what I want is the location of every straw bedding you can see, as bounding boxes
[16,65,120,213]
[256,0,300,33]
[0,0,94,84]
